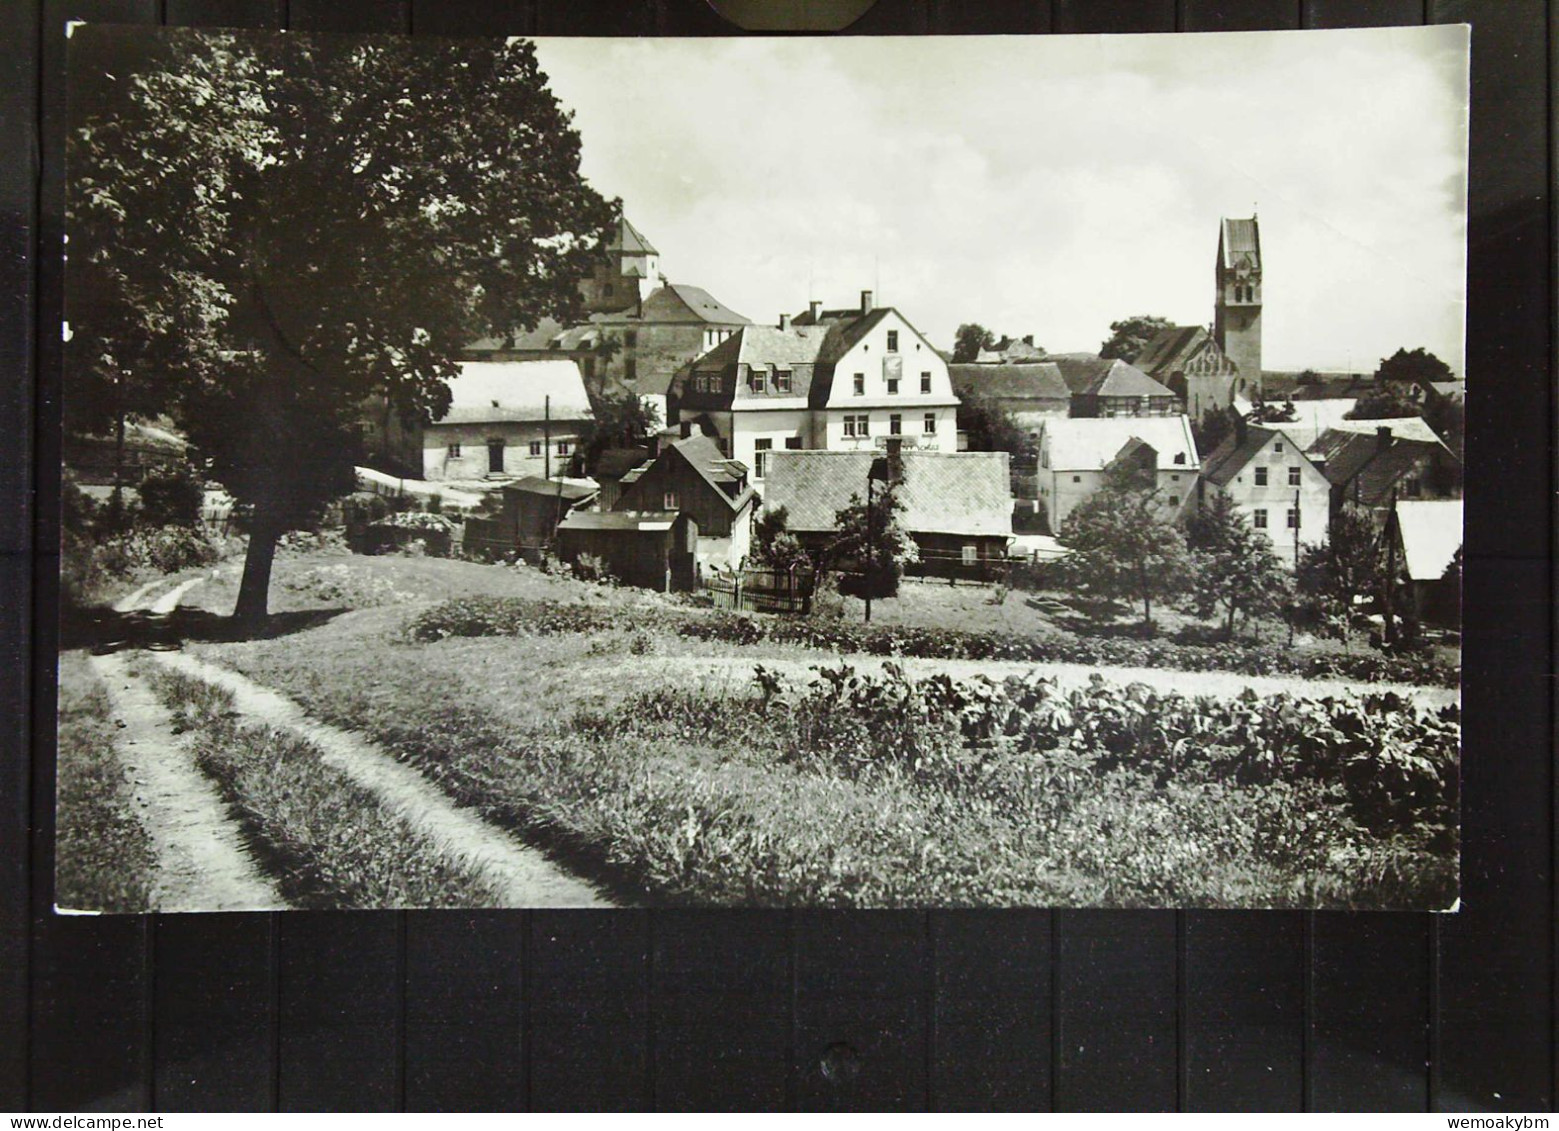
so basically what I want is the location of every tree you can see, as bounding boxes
[1247,395,1298,424]
[68,29,616,621]
[952,322,996,363]
[1295,507,1383,641]
[753,506,811,574]
[1057,476,1190,632]
[957,388,1036,464]
[580,390,660,473]
[1374,346,1454,392]
[828,485,919,599]
[1185,493,1289,640]
[1346,387,1421,420]
[1192,405,1237,457]
[1098,314,1172,363]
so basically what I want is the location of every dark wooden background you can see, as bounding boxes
[2,0,1551,1112]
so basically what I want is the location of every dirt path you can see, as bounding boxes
[643,652,1460,709]
[149,649,610,908]
[88,651,288,912]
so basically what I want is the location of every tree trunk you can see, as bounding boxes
[234,514,281,625]
[1226,602,1237,641]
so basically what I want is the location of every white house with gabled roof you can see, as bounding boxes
[1036,415,1200,532]
[671,291,959,482]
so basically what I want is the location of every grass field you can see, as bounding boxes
[183,548,1458,909]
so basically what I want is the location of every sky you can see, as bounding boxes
[532,27,1468,375]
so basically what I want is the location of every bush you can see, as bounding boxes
[571,552,615,584]
[62,524,224,608]
[136,462,205,527]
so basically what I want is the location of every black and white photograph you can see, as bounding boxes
[57,23,1468,913]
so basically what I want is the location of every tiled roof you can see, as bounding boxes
[1220,216,1261,269]
[763,449,1013,538]
[1134,326,1236,378]
[609,215,658,256]
[949,362,1070,402]
[502,476,599,502]
[591,283,748,326]
[558,510,677,532]
[1310,426,1459,504]
[1047,354,1118,395]
[1039,416,1200,472]
[1082,359,1176,400]
[436,360,592,424]
[465,317,568,354]
[1395,500,1462,581]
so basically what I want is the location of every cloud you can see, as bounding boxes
[534,26,1468,373]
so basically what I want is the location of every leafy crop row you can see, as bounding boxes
[407,596,1459,687]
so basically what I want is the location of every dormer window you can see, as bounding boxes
[775,369,793,393]
[748,366,766,394]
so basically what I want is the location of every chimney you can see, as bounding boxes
[860,289,874,315]
[808,299,822,322]
[778,312,791,331]
[680,420,694,439]
[1376,425,1393,452]
[1022,335,1033,346]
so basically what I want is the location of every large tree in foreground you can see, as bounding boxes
[68,28,615,620]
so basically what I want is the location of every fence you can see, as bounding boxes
[706,566,810,614]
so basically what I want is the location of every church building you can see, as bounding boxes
[1213,214,1263,396]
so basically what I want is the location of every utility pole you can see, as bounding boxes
[1382,487,1398,647]
[865,469,875,624]
[543,394,551,481]
[1288,487,1300,646]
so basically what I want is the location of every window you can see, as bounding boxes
[663,490,679,510]
[447,443,462,458]
[754,438,772,478]
[1168,495,1180,507]
[748,367,766,394]
[887,377,900,395]
[1286,508,1300,529]
[1072,475,1082,484]
[923,413,937,434]
[623,358,637,381]
[961,544,977,566]
[775,369,792,393]
[920,372,932,394]
[1288,466,1302,487]
[1173,452,1186,465]
[1253,509,1268,529]
[785,437,802,450]
[1254,466,1268,486]
[889,414,902,436]
[1274,441,1284,453]
[556,441,572,456]
[1402,476,1421,498]
[853,372,865,395]
[886,330,899,352]
[528,441,542,457]
[1171,474,1180,483]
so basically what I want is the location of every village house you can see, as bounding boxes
[1046,354,1182,418]
[671,292,960,482]
[1036,415,1200,532]
[418,358,593,482]
[1197,421,1329,568]
[555,510,697,592]
[1391,498,1462,628]
[1309,423,1463,529]
[762,448,1013,581]
[462,475,599,560]
[613,432,756,574]
[948,361,1071,439]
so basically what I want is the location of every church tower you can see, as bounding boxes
[1213,215,1263,397]
[581,214,664,314]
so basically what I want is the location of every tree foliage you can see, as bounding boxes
[1374,347,1454,391]
[1346,387,1421,421]
[1296,507,1383,639]
[581,390,660,473]
[1185,493,1289,640]
[1192,405,1238,457]
[952,322,996,363]
[957,388,1036,464]
[753,505,811,574]
[1098,314,1172,363]
[829,485,919,599]
[68,28,616,619]
[1057,476,1190,631]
